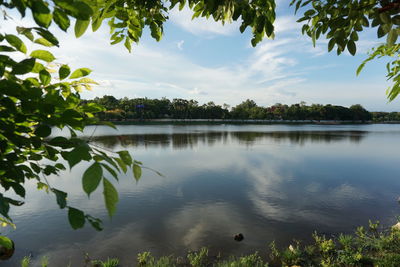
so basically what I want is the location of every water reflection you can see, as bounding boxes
[3,125,400,266]
[91,130,365,149]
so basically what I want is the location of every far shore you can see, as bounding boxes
[99,119,400,125]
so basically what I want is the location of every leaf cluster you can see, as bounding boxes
[0,22,143,231]
[4,0,400,103]
[3,0,278,52]
[291,0,400,101]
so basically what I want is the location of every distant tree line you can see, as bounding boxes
[84,96,399,122]
[370,112,400,122]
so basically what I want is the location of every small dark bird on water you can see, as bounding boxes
[234,233,244,242]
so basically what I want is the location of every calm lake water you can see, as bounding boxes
[3,124,400,266]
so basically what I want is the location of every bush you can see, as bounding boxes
[19,220,400,267]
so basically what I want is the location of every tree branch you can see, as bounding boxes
[378,0,400,13]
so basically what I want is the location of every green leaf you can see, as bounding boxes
[133,164,142,182]
[53,8,70,31]
[92,17,103,32]
[55,163,66,170]
[0,236,13,250]
[37,182,49,193]
[388,83,400,101]
[347,40,356,56]
[35,28,59,46]
[114,157,127,173]
[49,136,71,148]
[5,34,26,53]
[150,21,162,41]
[304,9,316,17]
[179,0,186,10]
[30,50,55,62]
[124,37,132,52]
[4,197,24,207]
[86,215,103,231]
[68,207,85,229]
[55,0,93,20]
[12,58,36,75]
[255,16,265,34]
[69,68,92,79]
[356,62,366,76]
[387,29,398,47]
[117,151,132,165]
[0,194,10,218]
[110,35,124,45]
[35,124,51,137]
[53,189,67,209]
[350,31,359,41]
[82,162,103,197]
[379,13,391,24]
[98,121,117,129]
[32,62,45,73]
[34,38,54,47]
[392,15,400,26]
[251,38,257,47]
[16,27,34,41]
[382,23,392,35]
[10,183,25,198]
[103,178,118,217]
[328,38,335,52]
[59,64,71,80]
[78,78,98,84]
[81,102,104,113]
[239,23,247,33]
[32,0,52,28]
[65,145,91,168]
[39,69,51,85]
[265,20,274,37]
[0,45,16,52]
[377,25,385,38]
[39,69,51,86]
[101,163,119,181]
[74,19,90,38]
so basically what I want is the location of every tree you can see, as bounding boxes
[350,104,372,121]
[291,0,400,100]
[0,0,397,250]
[231,99,258,119]
[95,95,119,110]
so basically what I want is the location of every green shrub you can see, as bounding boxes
[187,247,209,267]
[19,218,400,267]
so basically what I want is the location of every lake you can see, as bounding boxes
[3,124,400,266]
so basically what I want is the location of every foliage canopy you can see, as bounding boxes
[86,96,374,121]
[291,0,400,100]
[0,0,399,249]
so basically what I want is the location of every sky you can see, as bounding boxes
[2,0,400,111]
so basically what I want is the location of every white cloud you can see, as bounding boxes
[2,11,399,110]
[188,87,207,95]
[176,40,185,50]
[169,6,240,37]
[274,16,299,34]
[38,27,305,105]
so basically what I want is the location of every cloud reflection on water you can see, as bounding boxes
[3,125,400,266]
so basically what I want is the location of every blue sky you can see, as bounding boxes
[3,0,400,111]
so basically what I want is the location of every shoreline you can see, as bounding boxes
[99,119,400,125]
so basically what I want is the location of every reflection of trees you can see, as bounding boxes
[92,131,366,149]
[231,131,365,146]
[91,134,170,149]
